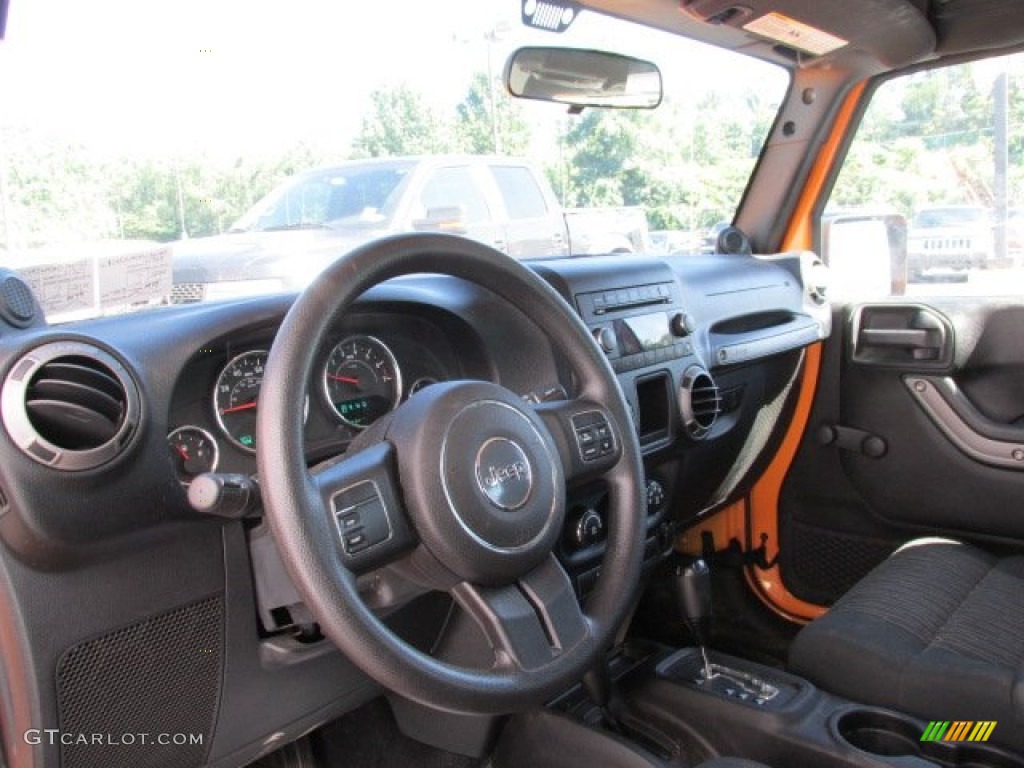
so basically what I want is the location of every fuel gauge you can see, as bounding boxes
[168,426,219,484]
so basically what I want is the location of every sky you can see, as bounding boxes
[0,0,785,159]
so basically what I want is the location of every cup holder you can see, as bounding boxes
[835,708,1024,767]
[837,709,921,757]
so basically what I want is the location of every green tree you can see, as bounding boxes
[109,160,180,241]
[562,110,642,207]
[352,84,453,158]
[1,126,114,250]
[455,72,532,155]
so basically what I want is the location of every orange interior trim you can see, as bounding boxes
[675,498,747,558]
[783,80,868,252]
[747,342,826,622]
[744,81,868,623]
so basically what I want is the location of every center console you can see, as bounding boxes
[553,644,1024,768]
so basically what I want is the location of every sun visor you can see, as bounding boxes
[932,0,1024,56]
[678,0,936,68]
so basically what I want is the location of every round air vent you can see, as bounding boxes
[679,366,721,440]
[1,341,141,470]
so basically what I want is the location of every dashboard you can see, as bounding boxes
[0,249,830,768]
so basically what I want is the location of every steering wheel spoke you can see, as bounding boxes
[533,398,624,483]
[451,555,590,673]
[310,441,416,575]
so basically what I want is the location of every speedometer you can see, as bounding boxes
[322,335,402,428]
[213,350,268,452]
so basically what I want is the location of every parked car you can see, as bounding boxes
[907,204,992,279]
[4,1,1024,768]
[648,229,694,254]
[171,155,647,303]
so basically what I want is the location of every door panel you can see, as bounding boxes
[778,299,1024,606]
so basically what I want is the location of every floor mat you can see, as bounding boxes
[312,698,484,768]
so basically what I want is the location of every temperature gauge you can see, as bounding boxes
[168,426,219,484]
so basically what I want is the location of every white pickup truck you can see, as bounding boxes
[171,155,648,304]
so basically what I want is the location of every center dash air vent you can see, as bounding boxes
[679,366,721,440]
[1,341,141,470]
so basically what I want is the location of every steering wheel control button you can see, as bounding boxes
[344,531,367,553]
[330,480,393,557]
[474,437,533,511]
[572,411,616,462]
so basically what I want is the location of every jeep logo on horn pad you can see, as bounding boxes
[474,437,534,510]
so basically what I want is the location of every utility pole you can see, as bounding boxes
[175,160,189,239]
[484,25,507,155]
[993,72,1008,266]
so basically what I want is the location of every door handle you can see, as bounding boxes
[850,304,953,367]
[860,327,937,358]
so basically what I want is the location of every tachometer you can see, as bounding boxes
[213,350,268,452]
[323,335,402,428]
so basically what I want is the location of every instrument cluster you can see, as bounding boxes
[167,333,444,484]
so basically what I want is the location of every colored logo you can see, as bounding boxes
[921,721,996,743]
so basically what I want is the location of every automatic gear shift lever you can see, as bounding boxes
[669,559,781,704]
[672,559,713,683]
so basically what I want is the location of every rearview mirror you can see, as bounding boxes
[505,47,662,110]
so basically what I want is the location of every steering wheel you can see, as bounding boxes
[257,233,646,715]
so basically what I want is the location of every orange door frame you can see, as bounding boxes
[676,81,868,624]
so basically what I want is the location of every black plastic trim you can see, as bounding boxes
[905,375,1024,470]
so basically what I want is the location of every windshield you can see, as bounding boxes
[0,0,787,321]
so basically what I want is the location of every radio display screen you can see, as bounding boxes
[615,312,672,355]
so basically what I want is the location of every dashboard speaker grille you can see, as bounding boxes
[0,274,38,326]
[56,595,224,768]
[1,341,140,470]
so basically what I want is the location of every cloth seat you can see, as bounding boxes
[789,538,1024,755]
